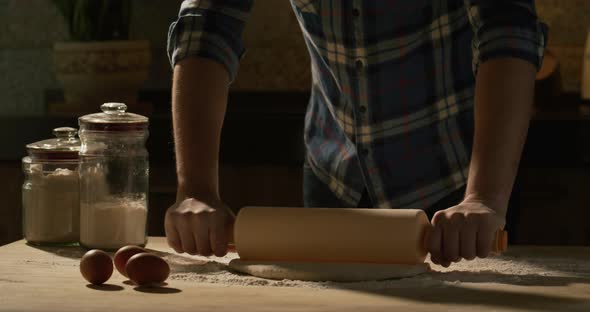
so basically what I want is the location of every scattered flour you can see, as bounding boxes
[26,244,590,291]
[160,249,590,290]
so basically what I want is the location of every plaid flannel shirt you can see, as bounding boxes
[168,0,547,209]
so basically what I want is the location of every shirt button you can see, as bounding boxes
[359,105,367,113]
[355,58,365,72]
[352,8,360,17]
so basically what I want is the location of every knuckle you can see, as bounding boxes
[180,210,195,218]
[191,213,209,225]
[481,219,497,232]
[431,211,446,225]
[463,213,480,225]
[449,213,465,225]
[177,218,194,231]
[171,211,190,223]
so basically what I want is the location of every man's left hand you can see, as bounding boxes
[427,200,506,267]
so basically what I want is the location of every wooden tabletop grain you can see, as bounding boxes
[1,237,589,312]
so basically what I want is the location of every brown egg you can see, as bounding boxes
[80,249,113,285]
[114,245,145,277]
[126,253,170,286]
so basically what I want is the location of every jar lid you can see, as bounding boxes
[26,127,80,160]
[78,103,148,131]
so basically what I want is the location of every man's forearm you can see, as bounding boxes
[465,58,537,217]
[172,58,230,202]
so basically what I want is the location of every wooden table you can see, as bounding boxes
[1,237,589,312]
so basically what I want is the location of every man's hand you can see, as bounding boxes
[427,199,505,267]
[427,57,535,268]
[165,197,234,257]
[167,58,232,257]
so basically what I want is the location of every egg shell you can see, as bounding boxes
[126,253,170,286]
[80,249,113,285]
[114,245,145,277]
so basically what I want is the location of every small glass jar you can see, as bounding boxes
[78,103,149,250]
[22,127,80,245]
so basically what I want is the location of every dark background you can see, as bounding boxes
[1,0,590,246]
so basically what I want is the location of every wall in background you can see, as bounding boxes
[233,0,310,91]
[0,0,307,116]
[537,0,590,93]
[0,0,587,116]
[0,0,181,116]
[0,0,67,116]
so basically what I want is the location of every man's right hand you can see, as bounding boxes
[164,197,234,257]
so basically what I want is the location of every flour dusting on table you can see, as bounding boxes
[163,249,590,290]
[26,244,590,290]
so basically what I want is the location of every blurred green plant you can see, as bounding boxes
[53,0,132,41]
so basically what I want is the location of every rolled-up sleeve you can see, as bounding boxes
[167,0,253,82]
[464,0,548,74]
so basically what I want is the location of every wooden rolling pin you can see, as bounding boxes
[232,207,508,264]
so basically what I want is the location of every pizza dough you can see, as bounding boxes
[228,259,430,282]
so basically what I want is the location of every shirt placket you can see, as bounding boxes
[350,0,366,127]
[352,9,368,154]
[350,0,379,206]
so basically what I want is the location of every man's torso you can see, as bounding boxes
[292,0,476,209]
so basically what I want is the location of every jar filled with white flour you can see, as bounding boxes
[22,127,81,245]
[78,103,149,250]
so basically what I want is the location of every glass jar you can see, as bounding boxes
[78,103,149,250]
[22,127,80,245]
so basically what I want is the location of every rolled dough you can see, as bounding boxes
[228,259,430,282]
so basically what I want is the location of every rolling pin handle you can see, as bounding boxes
[494,229,509,253]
